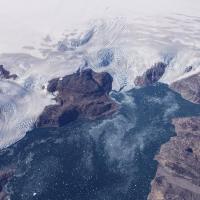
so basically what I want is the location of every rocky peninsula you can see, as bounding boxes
[148,73,200,200]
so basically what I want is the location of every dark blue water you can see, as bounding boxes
[0,83,200,200]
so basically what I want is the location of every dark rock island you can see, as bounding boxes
[37,69,118,127]
[134,62,167,87]
[0,65,17,80]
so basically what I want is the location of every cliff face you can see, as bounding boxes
[36,69,118,127]
[148,73,200,200]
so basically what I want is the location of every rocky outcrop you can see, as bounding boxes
[134,62,167,86]
[37,69,118,127]
[148,117,200,200]
[0,65,17,80]
[170,74,200,104]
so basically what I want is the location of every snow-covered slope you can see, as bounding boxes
[0,1,200,149]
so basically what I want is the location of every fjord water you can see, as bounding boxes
[1,84,200,200]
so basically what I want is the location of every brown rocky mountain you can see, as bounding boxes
[36,69,118,127]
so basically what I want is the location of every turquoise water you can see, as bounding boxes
[0,83,200,200]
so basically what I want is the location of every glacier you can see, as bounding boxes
[0,12,200,148]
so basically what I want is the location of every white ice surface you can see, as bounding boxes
[0,0,200,148]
